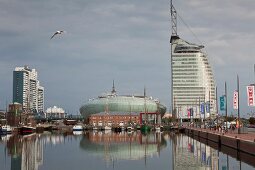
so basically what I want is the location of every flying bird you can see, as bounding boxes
[50,30,65,39]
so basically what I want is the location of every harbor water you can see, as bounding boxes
[0,131,254,170]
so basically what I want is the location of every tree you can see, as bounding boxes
[249,117,255,124]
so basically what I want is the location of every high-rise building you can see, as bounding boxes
[171,37,216,120]
[170,2,216,120]
[13,66,44,112]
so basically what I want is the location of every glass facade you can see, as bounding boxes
[79,95,166,118]
[171,37,216,119]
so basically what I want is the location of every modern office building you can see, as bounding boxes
[13,66,44,112]
[171,36,216,120]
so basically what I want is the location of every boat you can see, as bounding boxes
[92,126,98,130]
[127,126,134,131]
[155,126,162,132]
[72,125,83,131]
[103,125,112,130]
[73,131,83,135]
[0,126,7,135]
[1,125,13,134]
[141,124,151,133]
[19,126,36,135]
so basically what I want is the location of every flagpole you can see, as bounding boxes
[216,86,218,130]
[225,81,228,123]
[204,94,206,129]
[237,75,240,134]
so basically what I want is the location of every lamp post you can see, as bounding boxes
[225,81,228,123]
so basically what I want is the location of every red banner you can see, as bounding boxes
[247,85,255,106]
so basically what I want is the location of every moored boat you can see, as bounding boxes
[73,125,83,131]
[141,124,151,133]
[127,126,134,131]
[0,127,7,135]
[103,125,112,130]
[19,126,36,135]
[2,125,13,134]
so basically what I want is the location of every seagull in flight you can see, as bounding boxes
[50,30,65,39]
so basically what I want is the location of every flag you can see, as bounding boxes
[247,85,255,106]
[205,101,210,113]
[200,103,205,114]
[220,95,226,111]
[190,108,193,116]
[233,90,238,109]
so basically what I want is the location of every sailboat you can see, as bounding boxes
[141,87,151,133]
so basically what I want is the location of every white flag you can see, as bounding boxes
[233,90,238,110]
[247,85,255,106]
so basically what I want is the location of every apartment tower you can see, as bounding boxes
[13,66,44,112]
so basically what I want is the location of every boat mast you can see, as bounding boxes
[144,86,147,124]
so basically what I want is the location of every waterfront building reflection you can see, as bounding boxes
[5,134,43,170]
[80,131,166,162]
[173,134,219,170]
[0,132,254,170]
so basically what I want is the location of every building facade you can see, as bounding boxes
[171,36,216,120]
[89,113,140,127]
[80,84,166,125]
[45,106,65,118]
[13,66,44,112]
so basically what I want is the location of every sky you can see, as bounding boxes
[0,0,254,117]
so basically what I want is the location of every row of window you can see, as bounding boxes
[91,116,138,119]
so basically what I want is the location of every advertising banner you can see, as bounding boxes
[247,85,255,106]
[220,95,226,111]
[205,101,210,113]
[233,90,238,110]
[200,103,204,114]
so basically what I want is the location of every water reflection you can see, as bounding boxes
[80,131,166,161]
[0,131,254,170]
[173,134,218,170]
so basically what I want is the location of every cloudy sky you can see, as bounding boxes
[0,0,254,117]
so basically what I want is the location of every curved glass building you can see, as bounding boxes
[79,85,166,118]
[171,36,216,119]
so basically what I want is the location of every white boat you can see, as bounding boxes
[127,126,134,131]
[72,125,83,131]
[73,131,83,135]
[2,125,13,134]
[92,126,98,130]
[155,126,161,132]
[103,125,112,130]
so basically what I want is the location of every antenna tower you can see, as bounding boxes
[171,0,177,37]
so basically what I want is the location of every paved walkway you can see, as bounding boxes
[186,126,255,143]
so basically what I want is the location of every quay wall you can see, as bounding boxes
[184,128,255,156]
